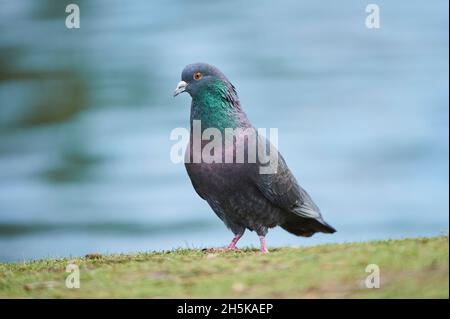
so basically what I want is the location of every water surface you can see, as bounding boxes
[0,0,448,262]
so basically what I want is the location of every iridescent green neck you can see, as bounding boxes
[190,80,240,131]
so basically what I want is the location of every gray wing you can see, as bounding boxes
[251,147,324,222]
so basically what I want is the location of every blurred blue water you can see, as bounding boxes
[0,0,448,262]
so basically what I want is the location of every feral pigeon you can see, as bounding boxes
[174,63,336,253]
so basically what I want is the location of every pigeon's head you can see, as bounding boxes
[173,63,231,98]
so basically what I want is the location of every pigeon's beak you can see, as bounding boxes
[173,81,188,97]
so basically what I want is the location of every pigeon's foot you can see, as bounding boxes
[259,236,269,254]
[227,234,242,250]
[202,234,243,253]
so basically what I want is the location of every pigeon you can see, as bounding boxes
[173,63,336,253]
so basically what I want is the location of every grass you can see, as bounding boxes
[0,236,448,298]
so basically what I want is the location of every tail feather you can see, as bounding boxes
[281,215,336,237]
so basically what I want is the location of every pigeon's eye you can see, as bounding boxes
[193,72,202,81]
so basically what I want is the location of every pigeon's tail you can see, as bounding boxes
[315,219,337,234]
[281,215,336,237]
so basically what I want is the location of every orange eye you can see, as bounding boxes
[193,72,202,81]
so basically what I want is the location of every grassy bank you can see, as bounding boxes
[0,236,448,298]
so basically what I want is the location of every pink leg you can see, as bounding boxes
[227,234,242,250]
[259,236,269,253]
